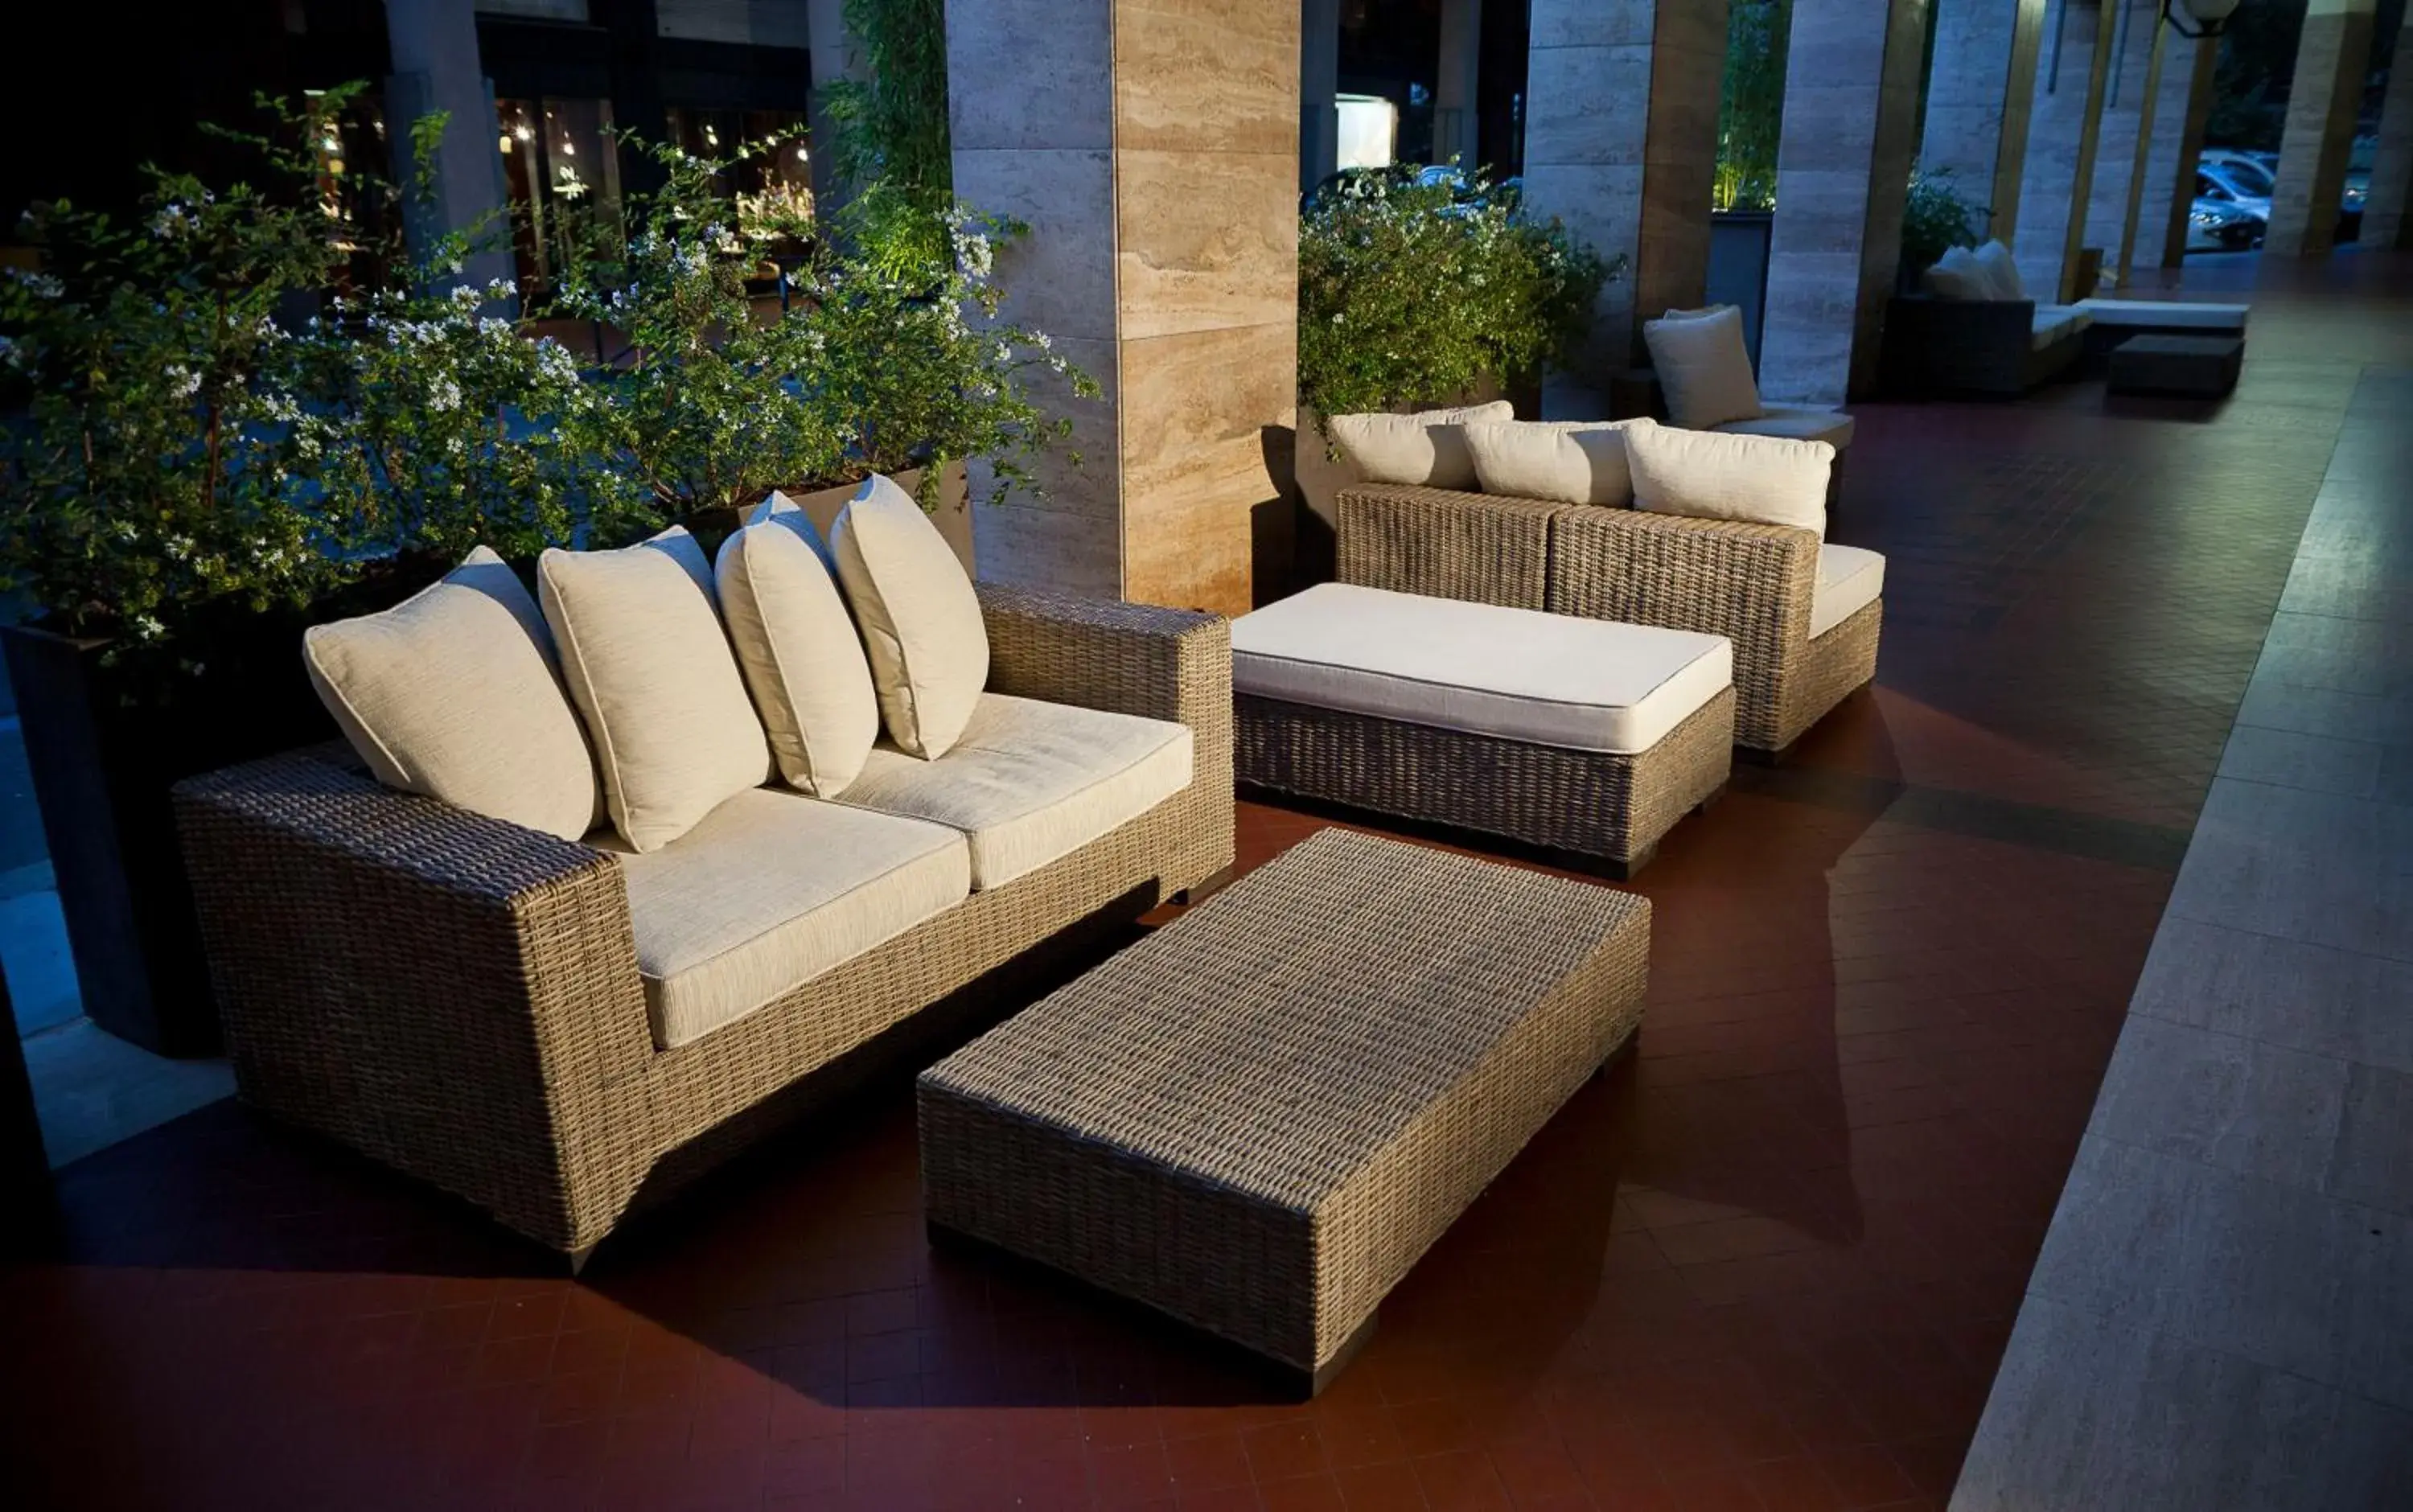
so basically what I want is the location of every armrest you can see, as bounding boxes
[976,581,1231,742]
[1547,506,1819,668]
[1335,483,1559,610]
[175,750,656,1253]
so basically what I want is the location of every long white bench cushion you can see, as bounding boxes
[604,788,971,1050]
[1813,544,1886,639]
[2074,298,2248,333]
[838,694,1193,892]
[1231,583,1733,757]
[2032,305,2094,351]
[1714,405,1856,450]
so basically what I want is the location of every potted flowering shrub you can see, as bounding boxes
[549,138,1091,565]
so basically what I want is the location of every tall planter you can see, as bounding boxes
[2,610,343,1056]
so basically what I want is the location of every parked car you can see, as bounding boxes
[2186,194,2264,253]
[2199,145,2367,238]
[2195,163,2272,224]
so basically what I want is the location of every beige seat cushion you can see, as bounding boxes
[717,512,880,797]
[838,694,1194,890]
[1812,544,1886,639]
[832,473,989,759]
[1462,419,1646,505]
[1321,401,1516,495]
[1971,240,2026,302]
[1626,417,1831,539]
[1231,583,1732,756]
[541,528,771,853]
[304,547,601,841]
[1642,305,1764,431]
[2031,305,2094,351]
[602,788,970,1049]
[1715,405,1856,450]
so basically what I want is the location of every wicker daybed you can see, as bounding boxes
[1335,485,1881,758]
[174,585,1234,1266]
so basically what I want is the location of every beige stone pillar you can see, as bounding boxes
[948,0,1297,618]
[1921,0,2047,242]
[2012,0,2119,302]
[2134,20,2214,269]
[1435,0,1483,166]
[1758,0,1931,407]
[2082,0,2161,283]
[2268,0,2378,257]
[1523,0,1729,417]
[2354,16,2413,250]
[805,0,863,217]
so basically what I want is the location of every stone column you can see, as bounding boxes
[382,0,515,290]
[2268,0,2378,257]
[1435,0,1483,166]
[1302,0,1340,192]
[2012,0,2119,302]
[2133,20,2214,268]
[805,0,864,217]
[1758,0,1930,407]
[2081,0,2161,284]
[2352,14,2413,249]
[949,0,1297,618]
[1522,0,1729,417]
[1920,0,2047,242]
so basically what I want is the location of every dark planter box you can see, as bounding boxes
[2,611,343,1057]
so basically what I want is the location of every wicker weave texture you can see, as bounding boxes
[919,828,1650,1374]
[1334,484,1558,609]
[175,586,1235,1257]
[1235,688,1734,865]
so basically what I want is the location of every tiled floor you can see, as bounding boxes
[2,253,2407,1512]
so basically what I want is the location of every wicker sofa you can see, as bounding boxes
[174,584,1234,1266]
[1881,294,2090,397]
[1335,485,1881,758]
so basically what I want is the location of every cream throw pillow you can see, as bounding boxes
[541,528,772,853]
[1625,418,1832,539]
[832,473,989,760]
[304,547,601,841]
[1922,245,1988,302]
[1971,240,2026,302]
[1463,420,1647,506]
[717,516,880,797]
[1642,305,1765,431]
[753,488,838,571]
[1322,400,1515,492]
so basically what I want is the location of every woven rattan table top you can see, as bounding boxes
[920,829,1647,1213]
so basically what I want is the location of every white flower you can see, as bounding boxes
[429,376,462,412]
[7,268,64,299]
[164,364,200,399]
[1031,331,1053,351]
[130,614,166,639]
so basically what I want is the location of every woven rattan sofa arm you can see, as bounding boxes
[175,749,656,1255]
[1335,483,1560,610]
[976,581,1231,737]
[1548,504,1819,667]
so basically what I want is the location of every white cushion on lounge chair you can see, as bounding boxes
[1642,305,1765,430]
[605,788,971,1049]
[717,508,881,798]
[1812,544,1886,639]
[1713,405,1856,450]
[2030,305,2094,351]
[1626,419,1832,539]
[1971,240,2026,301]
[1231,583,1733,757]
[838,695,1194,890]
[1322,401,1517,494]
[1462,418,1648,505]
[2074,298,2249,332]
[1922,245,1989,302]
[832,473,989,761]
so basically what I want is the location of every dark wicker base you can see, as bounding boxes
[1233,688,1735,872]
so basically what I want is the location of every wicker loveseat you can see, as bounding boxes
[174,585,1234,1266]
[1335,485,1880,758]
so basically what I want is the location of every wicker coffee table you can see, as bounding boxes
[917,828,1650,1393]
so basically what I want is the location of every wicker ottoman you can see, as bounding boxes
[2107,333,2243,396]
[919,828,1649,1393]
[1228,583,1734,876]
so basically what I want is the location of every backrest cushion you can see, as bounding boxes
[1922,244,1988,302]
[1971,240,2027,302]
[304,546,602,842]
[1625,418,1832,539]
[1642,305,1764,431]
[540,528,772,853]
[1322,400,1517,495]
[831,472,989,759]
[1463,419,1650,506]
[751,488,838,573]
[717,516,881,797]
